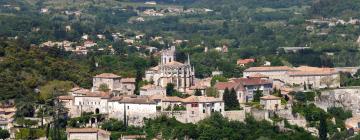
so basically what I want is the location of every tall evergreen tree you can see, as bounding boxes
[166,83,175,96]
[319,113,328,140]
[253,89,263,102]
[229,88,240,109]
[223,88,230,110]
[194,89,202,96]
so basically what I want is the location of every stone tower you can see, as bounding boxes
[161,46,176,64]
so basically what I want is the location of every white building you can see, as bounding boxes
[66,128,110,140]
[145,46,195,92]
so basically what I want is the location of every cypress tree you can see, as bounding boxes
[319,113,328,140]
[223,88,230,110]
[230,88,240,110]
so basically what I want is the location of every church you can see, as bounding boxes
[145,46,195,92]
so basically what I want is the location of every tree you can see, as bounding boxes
[223,88,239,110]
[99,84,110,92]
[319,113,328,140]
[205,87,219,97]
[39,80,73,101]
[229,88,240,109]
[223,88,230,110]
[166,83,175,96]
[194,89,202,96]
[0,129,10,140]
[253,89,263,102]
[210,75,227,86]
[134,69,142,95]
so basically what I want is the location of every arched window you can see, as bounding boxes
[95,108,100,114]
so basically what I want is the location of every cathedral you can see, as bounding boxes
[145,46,195,92]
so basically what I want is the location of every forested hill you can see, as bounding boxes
[311,0,360,18]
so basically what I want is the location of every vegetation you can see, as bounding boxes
[222,88,240,110]
[144,113,316,139]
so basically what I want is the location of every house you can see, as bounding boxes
[156,95,224,123]
[237,59,255,66]
[0,101,16,130]
[140,85,166,96]
[92,73,136,95]
[92,73,122,92]
[83,40,97,48]
[60,92,158,126]
[214,77,273,103]
[345,116,360,132]
[119,78,136,95]
[260,95,281,111]
[66,128,110,140]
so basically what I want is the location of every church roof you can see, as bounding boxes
[163,61,186,67]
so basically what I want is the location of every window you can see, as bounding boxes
[203,109,205,113]
[192,111,194,114]
[191,103,198,107]
[212,109,214,112]
[127,106,129,109]
[220,109,222,112]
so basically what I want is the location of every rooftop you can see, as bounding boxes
[244,66,292,72]
[260,95,281,100]
[237,58,255,65]
[94,73,121,78]
[121,78,136,83]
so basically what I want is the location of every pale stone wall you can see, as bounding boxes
[140,88,166,96]
[93,78,120,91]
[68,133,110,140]
[225,110,246,122]
[260,99,281,111]
[71,97,109,117]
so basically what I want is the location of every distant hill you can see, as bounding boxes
[311,0,360,18]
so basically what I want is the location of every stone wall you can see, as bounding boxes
[224,110,246,122]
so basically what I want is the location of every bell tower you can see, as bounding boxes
[161,46,176,64]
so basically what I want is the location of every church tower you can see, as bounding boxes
[161,46,176,64]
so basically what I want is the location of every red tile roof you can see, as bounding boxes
[244,66,292,72]
[231,78,272,86]
[237,59,255,65]
[214,82,238,90]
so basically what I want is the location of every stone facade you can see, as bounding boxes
[243,66,340,89]
[66,128,110,140]
[92,73,135,95]
[214,77,273,103]
[145,46,195,92]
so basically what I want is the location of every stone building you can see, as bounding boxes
[66,128,110,140]
[214,77,273,103]
[139,85,166,96]
[260,95,281,111]
[145,46,195,92]
[243,66,340,89]
[92,73,136,95]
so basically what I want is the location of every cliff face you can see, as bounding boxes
[315,88,360,115]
